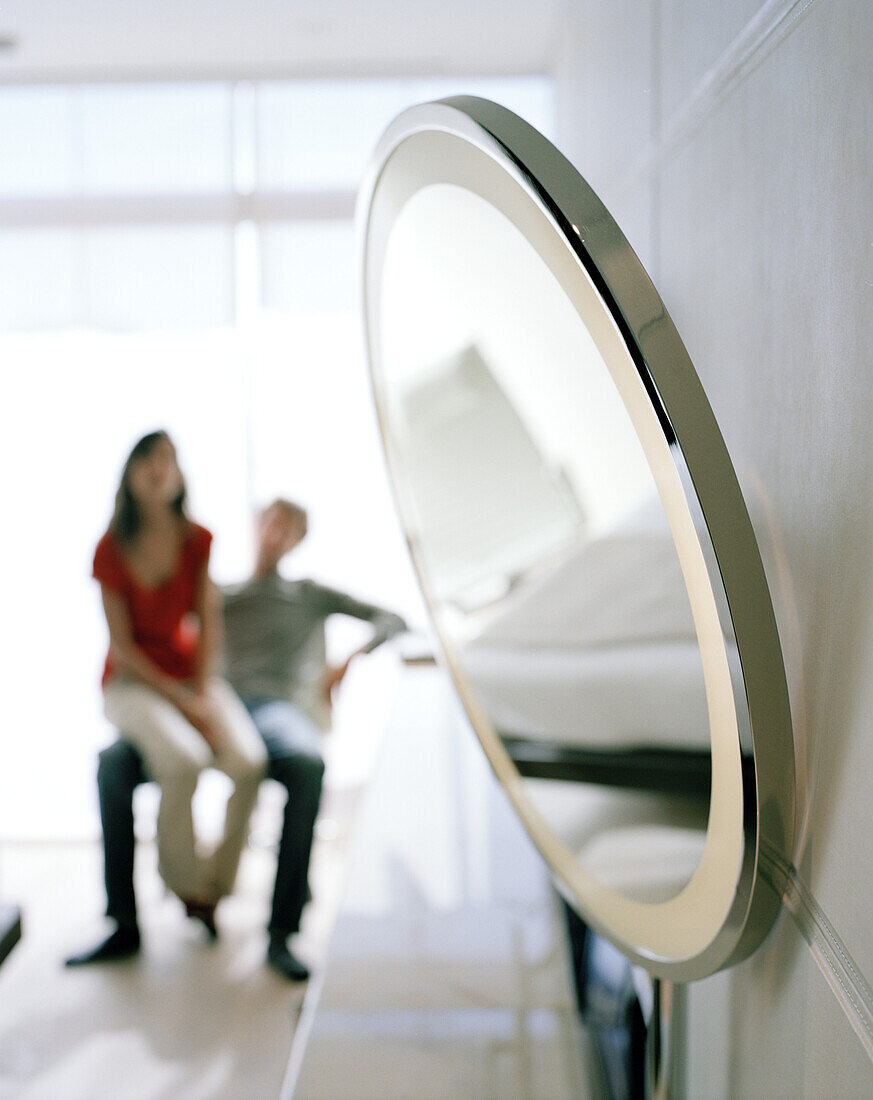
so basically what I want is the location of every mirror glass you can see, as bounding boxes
[362,98,794,978]
[380,183,711,905]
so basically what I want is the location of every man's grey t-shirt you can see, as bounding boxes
[220,574,405,727]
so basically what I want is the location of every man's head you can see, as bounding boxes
[256,498,308,572]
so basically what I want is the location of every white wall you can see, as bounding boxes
[554,0,873,1094]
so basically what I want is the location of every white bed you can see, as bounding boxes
[460,498,711,753]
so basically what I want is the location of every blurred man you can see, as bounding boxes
[67,498,406,980]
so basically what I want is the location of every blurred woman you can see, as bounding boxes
[93,430,265,935]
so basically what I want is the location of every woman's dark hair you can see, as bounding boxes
[110,429,187,545]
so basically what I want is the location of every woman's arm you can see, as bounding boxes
[192,570,221,695]
[102,585,189,707]
[101,584,217,748]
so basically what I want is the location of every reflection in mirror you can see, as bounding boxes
[380,183,715,905]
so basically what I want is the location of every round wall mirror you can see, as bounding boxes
[360,97,795,980]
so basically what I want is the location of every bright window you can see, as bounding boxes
[0,75,554,839]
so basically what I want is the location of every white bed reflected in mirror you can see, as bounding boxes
[380,178,712,906]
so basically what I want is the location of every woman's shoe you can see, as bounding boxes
[182,898,218,940]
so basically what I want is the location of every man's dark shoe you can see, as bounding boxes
[65,925,141,967]
[267,937,310,982]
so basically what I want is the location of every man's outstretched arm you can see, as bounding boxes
[314,585,408,700]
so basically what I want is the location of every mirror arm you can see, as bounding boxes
[646,978,686,1099]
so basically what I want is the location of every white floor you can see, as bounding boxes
[0,665,599,1099]
[0,788,357,1100]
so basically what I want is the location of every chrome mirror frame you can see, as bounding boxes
[359,96,795,980]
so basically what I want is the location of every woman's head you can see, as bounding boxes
[111,430,187,544]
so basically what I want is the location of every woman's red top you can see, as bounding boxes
[93,522,213,687]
